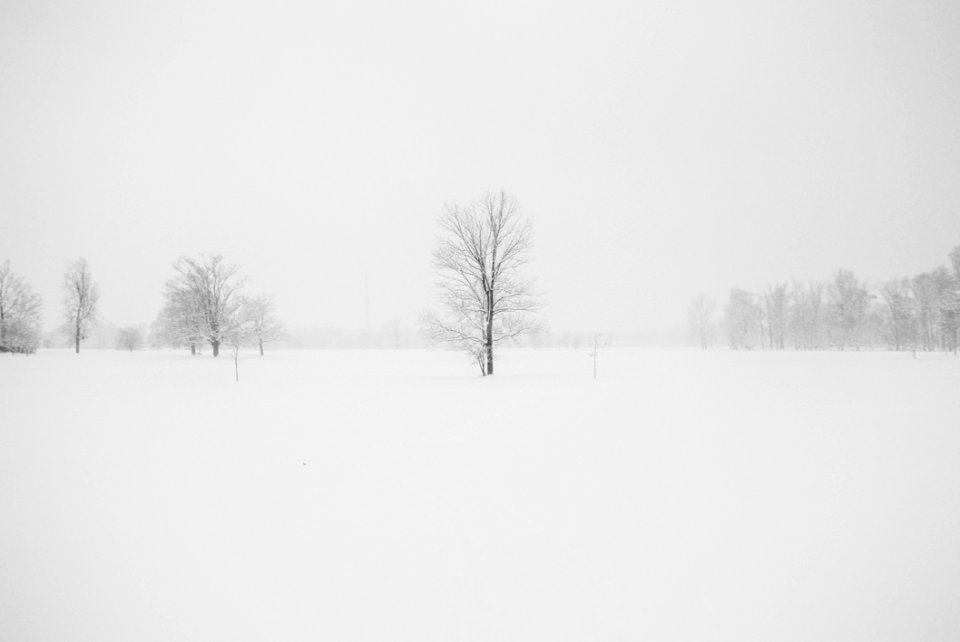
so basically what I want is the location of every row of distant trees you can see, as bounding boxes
[152,254,284,358]
[4,189,539,375]
[690,245,960,354]
[1,255,284,357]
[0,258,99,354]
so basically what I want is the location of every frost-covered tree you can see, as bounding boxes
[152,283,205,353]
[911,268,957,352]
[944,245,960,355]
[788,281,825,350]
[116,326,144,352]
[160,254,244,357]
[423,190,540,375]
[0,261,43,354]
[703,243,960,353]
[880,278,918,352]
[935,246,960,354]
[949,245,960,280]
[945,248,960,354]
[688,293,715,350]
[384,318,403,349]
[62,258,100,354]
[763,283,788,350]
[725,288,760,350]
[241,294,285,356]
[930,266,959,354]
[912,271,938,351]
[828,269,871,350]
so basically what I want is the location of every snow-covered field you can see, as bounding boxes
[1,347,959,641]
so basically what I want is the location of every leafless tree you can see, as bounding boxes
[687,293,716,350]
[62,258,100,354]
[116,326,144,352]
[938,248,960,354]
[789,281,825,350]
[725,288,760,350]
[880,278,917,352]
[0,260,43,354]
[705,243,960,353]
[950,245,960,280]
[423,190,541,375]
[829,269,871,351]
[161,254,244,357]
[241,294,285,356]
[909,257,959,354]
[763,283,788,350]
[384,318,402,349]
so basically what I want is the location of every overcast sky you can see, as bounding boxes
[2,0,959,335]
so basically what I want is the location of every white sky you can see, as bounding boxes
[2,0,959,333]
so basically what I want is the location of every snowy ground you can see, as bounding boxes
[1,347,959,641]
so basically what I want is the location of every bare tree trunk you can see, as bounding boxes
[212,340,220,357]
[74,317,80,354]
[191,344,196,355]
[485,290,494,376]
[259,339,264,356]
[593,335,598,380]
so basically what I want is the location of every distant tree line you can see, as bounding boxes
[5,189,541,375]
[690,245,960,354]
[1,257,103,354]
[63,258,100,354]
[1,253,285,358]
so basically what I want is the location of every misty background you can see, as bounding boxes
[2,0,959,342]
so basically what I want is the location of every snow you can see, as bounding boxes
[2,348,959,641]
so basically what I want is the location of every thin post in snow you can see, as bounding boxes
[591,333,601,380]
